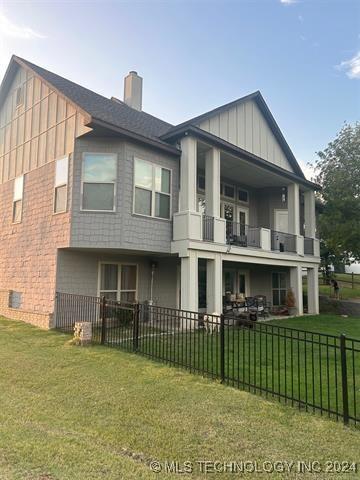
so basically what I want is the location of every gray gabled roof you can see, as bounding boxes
[6,56,174,148]
[1,56,308,180]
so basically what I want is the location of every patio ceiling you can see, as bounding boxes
[197,141,310,190]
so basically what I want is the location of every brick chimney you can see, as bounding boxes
[123,71,142,111]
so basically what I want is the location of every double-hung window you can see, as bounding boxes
[54,156,68,213]
[134,158,171,219]
[272,272,287,306]
[13,175,24,223]
[82,153,117,211]
[99,263,137,303]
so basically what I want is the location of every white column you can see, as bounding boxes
[304,190,316,238]
[205,147,220,218]
[179,136,197,212]
[287,183,300,236]
[290,266,303,316]
[180,251,198,312]
[206,255,223,315]
[307,267,319,314]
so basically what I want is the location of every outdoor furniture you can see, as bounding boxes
[245,296,271,319]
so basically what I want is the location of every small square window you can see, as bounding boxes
[224,184,235,199]
[238,189,249,203]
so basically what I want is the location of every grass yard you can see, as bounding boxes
[124,314,360,423]
[269,314,360,337]
[1,316,360,479]
[303,282,360,300]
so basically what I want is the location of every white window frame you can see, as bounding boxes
[272,271,287,306]
[97,262,138,302]
[222,182,236,200]
[53,155,69,214]
[238,187,249,204]
[133,157,172,220]
[12,175,24,224]
[81,153,117,213]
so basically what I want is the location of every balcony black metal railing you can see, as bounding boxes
[202,215,214,242]
[271,230,297,253]
[304,237,314,255]
[226,221,261,248]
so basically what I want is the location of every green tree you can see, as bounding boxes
[314,122,360,264]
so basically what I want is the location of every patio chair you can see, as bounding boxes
[245,296,270,319]
[254,295,271,318]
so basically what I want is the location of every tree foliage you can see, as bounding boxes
[314,122,360,263]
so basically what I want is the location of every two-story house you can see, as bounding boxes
[0,56,320,329]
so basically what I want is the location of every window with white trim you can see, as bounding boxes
[238,188,249,203]
[54,156,68,213]
[272,272,287,306]
[13,175,24,223]
[223,183,235,199]
[99,263,137,303]
[82,153,116,211]
[134,158,171,219]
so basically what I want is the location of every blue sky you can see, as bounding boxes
[0,0,359,178]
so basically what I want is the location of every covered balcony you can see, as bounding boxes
[172,135,319,258]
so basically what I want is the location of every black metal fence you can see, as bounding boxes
[55,292,359,427]
[226,222,261,248]
[202,215,214,242]
[271,230,297,253]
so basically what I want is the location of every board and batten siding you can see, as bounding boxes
[0,65,91,185]
[198,99,293,172]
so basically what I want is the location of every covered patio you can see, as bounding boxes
[181,252,319,317]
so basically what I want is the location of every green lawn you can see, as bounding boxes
[269,314,360,337]
[125,314,360,423]
[303,282,360,300]
[0,316,359,479]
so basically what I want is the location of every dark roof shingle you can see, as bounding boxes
[15,56,173,142]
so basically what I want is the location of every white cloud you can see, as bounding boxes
[337,52,360,79]
[298,14,304,22]
[0,11,45,40]
[280,0,298,5]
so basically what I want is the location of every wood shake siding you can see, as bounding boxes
[0,65,90,184]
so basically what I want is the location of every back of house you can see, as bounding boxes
[0,56,320,328]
